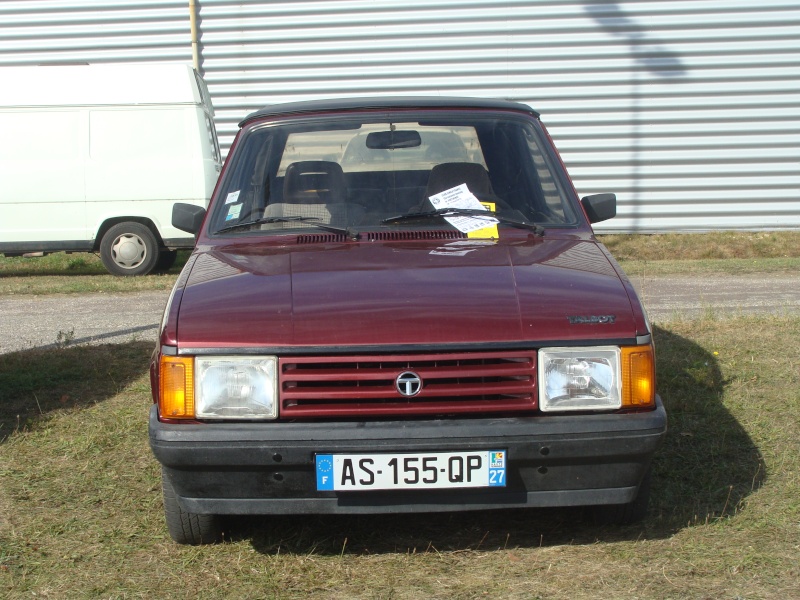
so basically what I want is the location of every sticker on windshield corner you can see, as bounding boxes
[224,190,241,205]
[225,203,242,221]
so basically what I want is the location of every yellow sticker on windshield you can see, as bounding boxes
[468,202,498,239]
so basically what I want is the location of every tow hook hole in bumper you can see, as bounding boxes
[539,446,550,456]
[538,466,548,475]
[273,473,284,482]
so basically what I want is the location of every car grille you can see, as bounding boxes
[279,351,537,418]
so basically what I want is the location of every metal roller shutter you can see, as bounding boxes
[1,0,798,232]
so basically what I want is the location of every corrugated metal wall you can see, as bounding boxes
[1,1,798,232]
[0,0,192,64]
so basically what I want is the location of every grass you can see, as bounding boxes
[1,315,798,598]
[599,230,800,261]
[1,232,798,294]
[599,231,800,277]
[0,251,188,295]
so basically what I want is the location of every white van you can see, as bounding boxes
[0,63,221,275]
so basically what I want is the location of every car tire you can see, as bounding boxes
[99,222,159,276]
[161,469,222,545]
[154,249,178,272]
[589,467,652,526]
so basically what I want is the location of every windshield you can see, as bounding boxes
[208,112,577,236]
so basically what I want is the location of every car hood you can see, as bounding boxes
[171,236,644,349]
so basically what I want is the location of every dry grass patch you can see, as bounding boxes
[600,232,800,276]
[1,316,798,598]
[600,230,800,261]
[0,251,187,295]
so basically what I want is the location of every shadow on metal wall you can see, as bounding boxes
[583,1,689,231]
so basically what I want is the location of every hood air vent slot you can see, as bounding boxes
[365,230,467,242]
[296,233,346,244]
[295,230,468,245]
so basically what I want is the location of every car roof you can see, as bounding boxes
[239,96,540,127]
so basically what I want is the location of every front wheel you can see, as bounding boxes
[99,222,159,276]
[161,468,222,545]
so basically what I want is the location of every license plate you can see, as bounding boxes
[315,450,507,491]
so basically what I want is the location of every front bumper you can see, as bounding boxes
[149,397,667,515]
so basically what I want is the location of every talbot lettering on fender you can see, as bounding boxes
[568,315,617,324]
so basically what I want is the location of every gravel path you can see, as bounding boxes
[0,273,797,354]
[0,291,167,354]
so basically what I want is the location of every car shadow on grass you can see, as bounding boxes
[0,342,154,443]
[237,324,764,555]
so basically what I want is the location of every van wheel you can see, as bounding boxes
[99,222,159,276]
[161,469,222,545]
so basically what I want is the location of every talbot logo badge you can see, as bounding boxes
[567,315,617,324]
[396,371,422,397]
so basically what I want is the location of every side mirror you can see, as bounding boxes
[581,193,616,224]
[172,203,207,235]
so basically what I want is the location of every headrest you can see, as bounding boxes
[425,162,495,197]
[283,160,347,203]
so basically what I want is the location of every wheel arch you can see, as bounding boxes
[92,216,165,251]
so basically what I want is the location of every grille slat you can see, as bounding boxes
[283,399,533,418]
[283,380,535,401]
[284,362,532,382]
[279,351,537,418]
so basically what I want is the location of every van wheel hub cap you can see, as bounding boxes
[111,234,146,268]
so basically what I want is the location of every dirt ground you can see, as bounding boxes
[0,273,797,354]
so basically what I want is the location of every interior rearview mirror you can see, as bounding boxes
[366,130,422,150]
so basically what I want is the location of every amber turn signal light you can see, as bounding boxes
[159,355,195,419]
[621,345,655,408]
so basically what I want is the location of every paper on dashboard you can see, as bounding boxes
[428,184,499,234]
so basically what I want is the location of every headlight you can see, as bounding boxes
[196,356,278,419]
[538,345,655,412]
[538,346,620,412]
[159,355,278,420]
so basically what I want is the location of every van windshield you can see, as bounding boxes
[209,113,577,236]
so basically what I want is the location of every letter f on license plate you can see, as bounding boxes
[316,450,506,491]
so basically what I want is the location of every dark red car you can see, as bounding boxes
[149,97,666,544]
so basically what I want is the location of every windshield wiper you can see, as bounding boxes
[382,207,544,236]
[216,215,359,239]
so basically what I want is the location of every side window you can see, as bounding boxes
[204,114,221,164]
[277,130,353,176]
[211,128,277,229]
[523,127,574,223]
